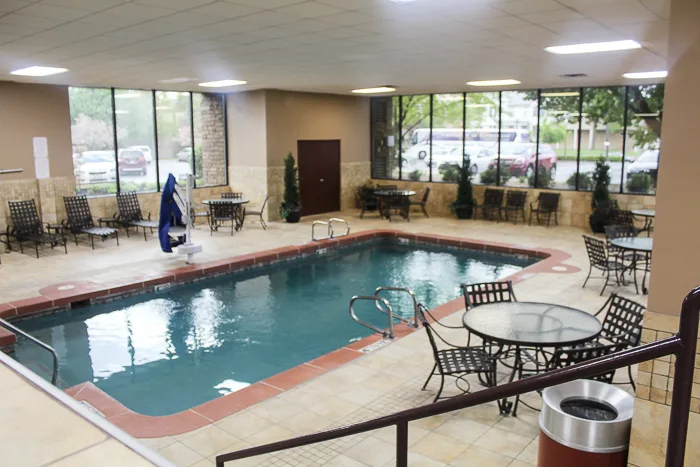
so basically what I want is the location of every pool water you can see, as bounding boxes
[13,242,534,415]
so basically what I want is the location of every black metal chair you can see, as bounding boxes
[461,281,517,347]
[582,235,626,296]
[417,304,497,403]
[605,224,645,265]
[409,188,430,218]
[529,192,560,226]
[473,189,504,221]
[208,200,237,235]
[549,342,626,384]
[376,184,398,191]
[222,192,243,199]
[610,209,641,236]
[63,195,119,249]
[359,190,379,219]
[503,190,528,225]
[244,195,268,230]
[116,192,159,241]
[7,200,67,258]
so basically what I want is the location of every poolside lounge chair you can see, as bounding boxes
[503,190,527,224]
[116,191,158,241]
[63,195,119,249]
[8,199,67,258]
[473,189,504,221]
[529,192,560,226]
[244,195,268,230]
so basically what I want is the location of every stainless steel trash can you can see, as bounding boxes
[538,380,634,467]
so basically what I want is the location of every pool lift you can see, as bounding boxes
[159,173,202,264]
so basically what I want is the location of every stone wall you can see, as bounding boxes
[199,94,227,187]
[369,179,655,229]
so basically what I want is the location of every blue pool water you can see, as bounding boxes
[13,242,535,415]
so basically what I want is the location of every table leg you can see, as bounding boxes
[631,253,640,294]
[642,252,650,295]
[498,345,522,415]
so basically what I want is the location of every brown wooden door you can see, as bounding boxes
[297,140,341,216]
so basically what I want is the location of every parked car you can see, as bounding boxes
[118,149,147,176]
[126,145,153,163]
[492,142,557,178]
[428,143,497,174]
[626,149,659,179]
[403,141,460,167]
[76,151,116,184]
[176,146,193,162]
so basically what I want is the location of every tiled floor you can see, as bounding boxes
[2,209,647,466]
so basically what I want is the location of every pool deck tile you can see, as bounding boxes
[309,348,363,371]
[263,363,328,391]
[193,382,283,423]
[108,408,213,439]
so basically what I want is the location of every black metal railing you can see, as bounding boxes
[0,317,59,385]
[216,287,700,467]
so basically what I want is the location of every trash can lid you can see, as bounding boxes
[540,380,634,454]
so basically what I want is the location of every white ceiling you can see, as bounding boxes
[0,0,670,94]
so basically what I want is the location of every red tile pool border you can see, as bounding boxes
[1,229,578,437]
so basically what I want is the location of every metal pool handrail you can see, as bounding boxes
[0,317,59,385]
[349,295,396,338]
[217,287,700,467]
[373,286,420,328]
[311,218,350,241]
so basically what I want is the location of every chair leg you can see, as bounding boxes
[115,231,120,246]
[63,239,67,254]
[421,364,437,390]
[125,226,130,238]
[601,268,610,296]
[74,233,79,246]
[91,235,95,250]
[628,365,636,391]
[143,228,147,241]
[582,266,593,288]
[433,374,445,403]
[260,215,267,230]
[422,204,429,218]
[528,210,533,226]
[35,243,39,258]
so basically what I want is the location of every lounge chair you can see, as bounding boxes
[529,192,560,226]
[116,191,159,240]
[473,188,504,221]
[503,190,527,224]
[244,195,268,230]
[63,195,119,249]
[8,199,67,258]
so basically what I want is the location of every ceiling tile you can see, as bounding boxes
[190,1,262,18]
[275,18,331,31]
[576,0,659,25]
[40,0,127,10]
[17,3,93,20]
[497,0,564,15]
[316,0,375,9]
[161,12,221,27]
[103,3,178,19]
[519,9,584,24]
[135,0,216,9]
[239,10,297,26]
[0,0,32,13]
[319,11,374,26]
[226,0,306,8]
[0,13,67,29]
[638,0,670,20]
[275,1,345,18]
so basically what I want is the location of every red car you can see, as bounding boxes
[118,149,147,176]
[490,143,557,178]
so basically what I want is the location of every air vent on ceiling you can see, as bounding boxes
[560,73,589,78]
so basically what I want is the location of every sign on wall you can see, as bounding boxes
[33,136,50,179]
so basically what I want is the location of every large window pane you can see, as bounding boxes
[579,87,625,192]
[400,95,431,181]
[371,96,400,179]
[500,91,538,187]
[69,87,116,196]
[193,93,227,187]
[431,94,464,183]
[465,92,500,185]
[156,91,192,186]
[538,89,581,189]
[114,89,157,193]
[624,84,664,195]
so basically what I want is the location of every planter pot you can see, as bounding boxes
[589,209,609,233]
[454,205,473,220]
[285,210,301,223]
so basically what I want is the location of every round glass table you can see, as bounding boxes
[463,302,602,415]
[631,209,655,237]
[374,190,416,222]
[202,199,250,233]
[610,237,653,294]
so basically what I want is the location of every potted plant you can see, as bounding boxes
[279,152,301,223]
[451,162,474,219]
[589,157,613,233]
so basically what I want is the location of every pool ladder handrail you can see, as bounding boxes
[349,296,397,339]
[0,317,58,385]
[312,218,350,241]
[373,286,420,329]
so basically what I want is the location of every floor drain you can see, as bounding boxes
[57,285,76,291]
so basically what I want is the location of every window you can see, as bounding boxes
[114,89,157,193]
[466,92,500,185]
[69,88,116,196]
[400,95,431,181]
[156,91,192,186]
[371,96,400,179]
[538,89,581,190]
[431,94,464,183]
[193,93,227,187]
[624,84,664,195]
[500,91,537,187]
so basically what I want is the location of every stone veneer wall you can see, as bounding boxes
[199,94,227,187]
[370,179,655,229]
[628,312,700,467]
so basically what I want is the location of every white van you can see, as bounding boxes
[410,128,531,145]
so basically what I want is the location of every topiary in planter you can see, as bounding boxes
[279,152,301,223]
[589,157,612,233]
[451,161,474,219]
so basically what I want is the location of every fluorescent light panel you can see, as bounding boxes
[351,86,396,94]
[466,79,520,87]
[10,66,68,76]
[541,91,579,97]
[545,40,641,55]
[623,71,667,79]
[198,79,247,87]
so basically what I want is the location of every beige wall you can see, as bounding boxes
[226,90,267,168]
[647,0,700,316]
[0,82,73,180]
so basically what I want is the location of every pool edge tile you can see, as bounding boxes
[262,363,327,391]
[192,383,283,423]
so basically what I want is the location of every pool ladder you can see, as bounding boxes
[349,287,420,339]
[0,317,58,385]
[312,218,350,241]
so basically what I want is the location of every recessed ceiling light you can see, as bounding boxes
[389,0,418,3]
[10,66,68,77]
[623,71,667,79]
[198,79,247,88]
[545,40,641,55]
[541,91,580,97]
[351,86,396,94]
[466,79,521,87]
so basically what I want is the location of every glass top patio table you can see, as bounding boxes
[374,190,416,197]
[462,302,602,347]
[610,237,653,253]
[631,209,655,218]
[202,199,250,205]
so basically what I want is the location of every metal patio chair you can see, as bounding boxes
[503,190,528,225]
[460,281,517,347]
[473,188,504,221]
[610,209,641,236]
[244,195,268,230]
[8,199,67,258]
[116,191,159,241]
[221,192,243,199]
[529,192,560,226]
[63,195,119,249]
[409,187,430,218]
[359,190,379,219]
[548,342,627,384]
[582,235,626,296]
[208,200,237,235]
